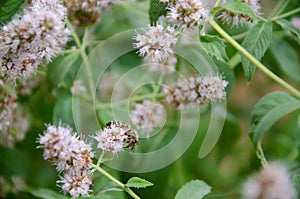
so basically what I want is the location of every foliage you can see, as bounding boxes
[1,0,300,198]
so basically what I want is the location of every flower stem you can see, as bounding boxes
[256,142,268,168]
[66,20,96,98]
[92,164,141,199]
[271,7,300,21]
[152,74,164,102]
[269,0,291,19]
[91,151,105,173]
[208,18,300,99]
[214,0,222,7]
[66,19,81,48]
[96,92,166,110]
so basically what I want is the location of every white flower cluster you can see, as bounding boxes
[38,124,93,198]
[134,24,178,63]
[0,0,70,81]
[219,0,261,26]
[130,100,165,133]
[167,0,210,29]
[242,163,296,199]
[165,75,228,109]
[94,121,139,153]
[0,96,29,148]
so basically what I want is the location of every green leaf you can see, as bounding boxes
[53,94,75,128]
[249,92,300,145]
[175,180,211,199]
[241,21,272,82]
[270,39,300,84]
[212,0,256,21]
[200,35,228,63]
[125,177,154,189]
[276,19,300,44]
[148,0,167,25]
[30,188,68,199]
[47,52,80,88]
[0,0,24,25]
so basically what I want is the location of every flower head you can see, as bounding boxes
[0,96,29,147]
[94,121,139,153]
[133,24,178,62]
[219,0,261,26]
[165,75,228,109]
[58,169,93,198]
[130,100,165,133]
[38,124,93,172]
[38,123,94,197]
[0,0,70,81]
[242,163,296,199]
[167,0,210,29]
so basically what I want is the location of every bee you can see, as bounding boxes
[106,121,139,151]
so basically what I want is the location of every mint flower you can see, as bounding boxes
[242,163,296,199]
[0,0,69,81]
[94,121,139,153]
[167,0,210,29]
[58,169,93,198]
[0,96,29,148]
[165,75,228,109]
[133,24,178,62]
[219,0,261,26]
[38,124,94,172]
[38,123,94,197]
[130,100,165,133]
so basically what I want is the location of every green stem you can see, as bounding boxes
[66,20,96,97]
[152,74,164,102]
[62,49,80,54]
[214,0,222,7]
[209,18,300,99]
[66,19,81,48]
[92,164,141,199]
[96,92,166,110]
[80,27,96,97]
[271,7,300,21]
[269,0,291,19]
[256,143,268,168]
[91,151,105,173]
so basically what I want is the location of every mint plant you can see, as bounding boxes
[1,0,300,198]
